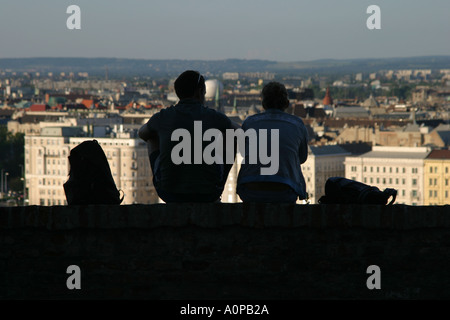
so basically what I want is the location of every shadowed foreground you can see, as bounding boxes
[1,203,449,299]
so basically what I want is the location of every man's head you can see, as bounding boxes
[174,70,206,103]
[261,82,289,111]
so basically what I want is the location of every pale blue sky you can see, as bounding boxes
[0,0,448,61]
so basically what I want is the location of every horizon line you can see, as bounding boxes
[1,55,449,64]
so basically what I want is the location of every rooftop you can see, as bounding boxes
[309,145,351,156]
[357,146,431,159]
[426,149,450,159]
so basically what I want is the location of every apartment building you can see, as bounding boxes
[24,126,158,206]
[301,145,351,204]
[345,146,432,205]
[424,150,450,205]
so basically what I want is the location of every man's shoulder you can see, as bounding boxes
[202,106,232,124]
[244,110,305,125]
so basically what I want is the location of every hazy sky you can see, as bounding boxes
[0,0,449,62]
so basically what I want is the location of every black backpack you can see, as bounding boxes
[63,140,124,205]
[318,177,397,205]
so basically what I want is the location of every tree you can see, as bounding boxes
[0,126,25,194]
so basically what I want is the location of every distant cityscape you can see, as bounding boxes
[1,57,450,206]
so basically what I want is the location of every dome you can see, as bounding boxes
[205,79,223,100]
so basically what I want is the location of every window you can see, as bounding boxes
[377,167,380,173]
[396,178,399,184]
[383,178,386,184]
[383,167,386,173]
[446,191,449,198]
[434,179,437,186]
[403,168,406,173]
[402,190,405,196]
[434,191,438,197]
[389,178,392,184]
[446,179,449,186]
[435,167,438,173]
[430,167,433,173]
[364,178,367,183]
[389,167,392,173]
[402,179,406,185]
[370,178,373,184]
[412,190,417,197]
[377,178,380,184]
[412,179,417,186]
[364,166,367,172]
[446,167,449,174]
[429,190,433,197]
[430,178,433,186]
[370,167,373,173]
[396,168,399,173]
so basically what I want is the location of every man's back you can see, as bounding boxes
[146,98,232,195]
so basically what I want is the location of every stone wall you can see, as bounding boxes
[1,203,450,299]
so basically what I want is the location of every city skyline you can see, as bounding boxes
[0,0,449,62]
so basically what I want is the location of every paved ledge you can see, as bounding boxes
[1,204,450,300]
[1,203,449,230]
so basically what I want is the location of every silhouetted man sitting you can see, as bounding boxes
[139,70,237,203]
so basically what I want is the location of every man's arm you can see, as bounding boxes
[138,114,160,142]
[230,120,241,130]
[299,125,309,164]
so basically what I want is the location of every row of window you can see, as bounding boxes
[361,177,417,186]
[429,166,450,174]
[429,190,450,198]
[352,166,420,174]
[351,165,450,174]
[39,199,67,206]
[40,179,63,186]
[429,178,449,186]
[33,139,63,146]
[39,189,63,196]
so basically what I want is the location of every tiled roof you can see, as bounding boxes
[426,149,450,159]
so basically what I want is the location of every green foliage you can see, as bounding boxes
[0,125,25,193]
[387,85,414,100]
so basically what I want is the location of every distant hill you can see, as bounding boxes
[0,56,449,77]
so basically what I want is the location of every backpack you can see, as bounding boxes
[318,177,397,205]
[63,140,124,205]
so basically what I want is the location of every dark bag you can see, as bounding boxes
[63,140,124,205]
[318,177,397,205]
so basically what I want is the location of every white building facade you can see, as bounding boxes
[301,145,351,204]
[344,146,431,205]
[24,126,158,206]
